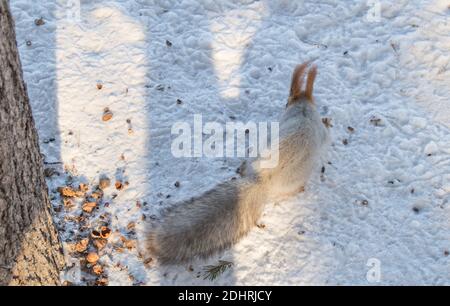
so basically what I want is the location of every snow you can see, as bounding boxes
[10,0,450,285]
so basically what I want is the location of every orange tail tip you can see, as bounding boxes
[288,61,317,105]
[289,62,309,100]
[305,64,317,101]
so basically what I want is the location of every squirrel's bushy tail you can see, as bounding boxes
[147,178,267,264]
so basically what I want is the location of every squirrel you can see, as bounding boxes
[146,62,329,264]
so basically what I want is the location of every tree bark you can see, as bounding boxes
[0,0,64,285]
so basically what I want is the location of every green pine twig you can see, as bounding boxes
[202,260,234,281]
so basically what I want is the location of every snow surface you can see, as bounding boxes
[10,0,450,285]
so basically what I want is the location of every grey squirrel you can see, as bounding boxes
[146,62,329,264]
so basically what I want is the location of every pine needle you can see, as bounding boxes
[202,260,234,281]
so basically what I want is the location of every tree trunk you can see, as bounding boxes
[0,0,64,285]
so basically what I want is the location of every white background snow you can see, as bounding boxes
[10,0,450,285]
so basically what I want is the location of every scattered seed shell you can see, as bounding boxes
[62,198,74,208]
[115,181,123,190]
[82,202,97,213]
[75,190,85,197]
[100,226,111,239]
[75,238,89,253]
[91,190,103,199]
[91,230,102,239]
[86,252,99,264]
[93,239,108,250]
[102,111,113,122]
[95,278,108,286]
[92,264,103,275]
[58,187,77,197]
